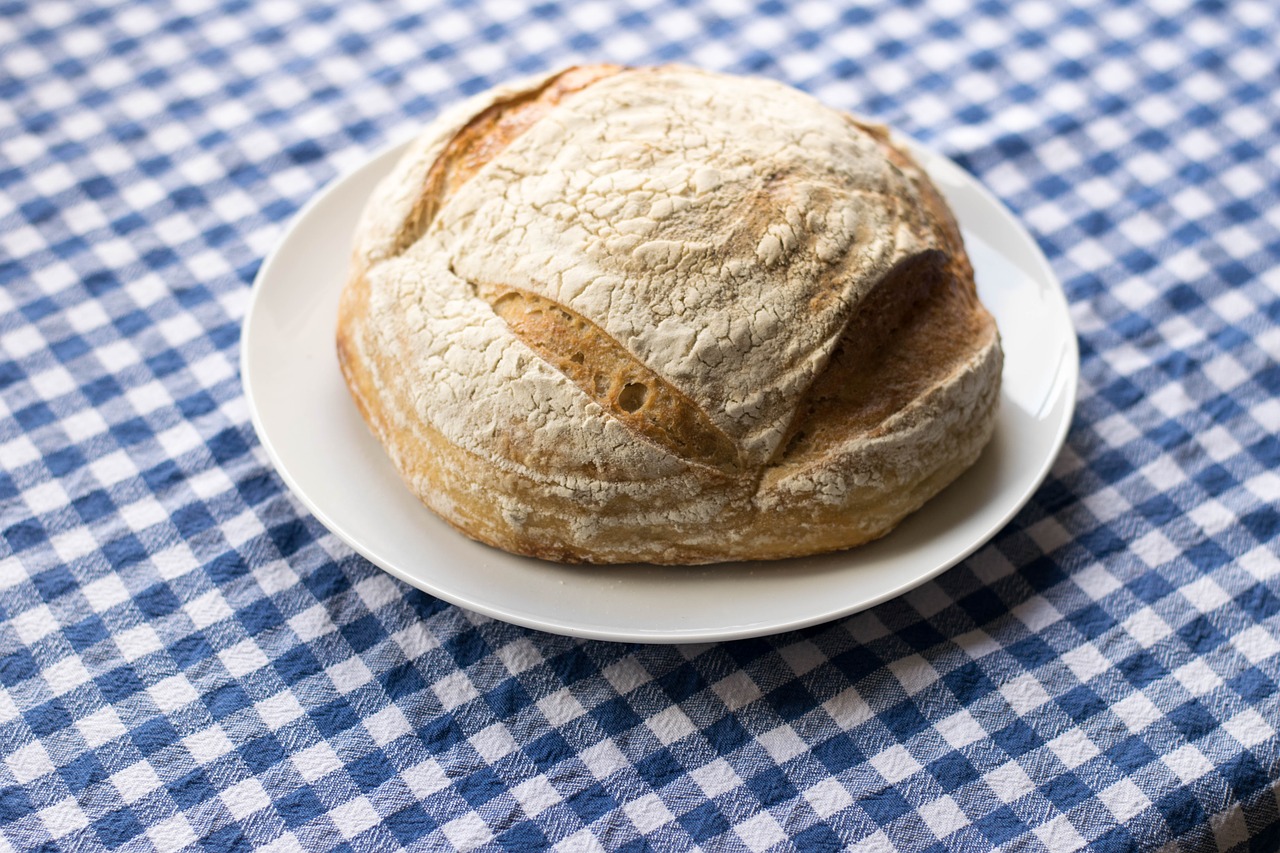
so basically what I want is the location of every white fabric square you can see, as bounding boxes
[625,792,674,834]
[690,757,742,799]
[1047,729,1100,769]
[1163,744,1214,783]
[1032,815,1086,852]
[292,742,344,783]
[327,657,374,694]
[470,723,518,764]
[870,745,921,784]
[40,798,89,839]
[512,775,562,818]
[1000,674,1050,715]
[440,811,493,852]
[149,675,199,713]
[257,691,306,731]
[111,760,163,804]
[537,688,587,726]
[1173,660,1223,696]
[1112,693,1163,733]
[602,658,651,694]
[1123,608,1173,648]
[919,795,969,839]
[221,778,270,821]
[889,655,940,694]
[714,672,763,712]
[1223,709,1274,748]
[1098,779,1150,822]
[365,705,412,747]
[758,724,808,764]
[77,706,126,748]
[219,639,270,678]
[433,672,480,711]
[936,710,986,749]
[985,761,1035,803]
[646,706,696,746]
[184,726,234,764]
[736,811,787,852]
[332,797,382,839]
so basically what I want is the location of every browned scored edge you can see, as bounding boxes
[473,281,742,473]
[773,247,993,463]
[391,64,626,255]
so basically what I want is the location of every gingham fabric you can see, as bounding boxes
[2,0,1279,850]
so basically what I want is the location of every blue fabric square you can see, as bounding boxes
[275,786,326,828]
[943,662,997,705]
[793,822,845,852]
[1168,701,1218,743]
[1108,737,1158,774]
[636,748,685,788]
[59,751,107,792]
[240,736,286,774]
[1045,773,1093,810]
[485,678,531,720]
[237,599,284,636]
[1117,651,1167,689]
[1158,788,1205,836]
[568,782,618,824]
[524,731,572,772]
[201,824,255,853]
[497,820,548,851]
[349,750,396,792]
[882,700,930,741]
[992,720,1042,758]
[169,770,217,810]
[310,699,361,738]
[677,801,730,843]
[27,699,72,737]
[94,807,145,847]
[813,737,862,774]
[1,648,39,686]
[98,666,146,703]
[32,566,77,601]
[0,787,33,823]
[381,662,428,702]
[929,753,979,791]
[418,715,465,754]
[591,697,642,737]
[656,663,706,704]
[746,766,798,807]
[384,804,436,845]
[976,806,1027,846]
[133,583,182,619]
[3,519,48,554]
[1057,687,1107,724]
[860,787,912,825]
[274,648,323,682]
[457,767,506,808]
[766,682,818,722]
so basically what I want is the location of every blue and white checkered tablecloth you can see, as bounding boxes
[3,0,1280,849]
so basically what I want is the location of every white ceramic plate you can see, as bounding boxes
[241,137,1077,643]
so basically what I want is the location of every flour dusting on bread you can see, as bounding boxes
[338,65,1001,564]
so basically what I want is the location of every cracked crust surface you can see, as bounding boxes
[337,64,1002,564]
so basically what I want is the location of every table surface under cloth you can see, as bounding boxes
[3,0,1280,850]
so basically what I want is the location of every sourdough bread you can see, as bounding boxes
[338,65,1002,564]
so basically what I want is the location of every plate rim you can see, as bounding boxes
[241,134,1079,643]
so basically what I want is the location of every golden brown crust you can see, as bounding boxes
[338,65,1002,564]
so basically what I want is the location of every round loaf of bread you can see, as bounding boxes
[337,65,1002,564]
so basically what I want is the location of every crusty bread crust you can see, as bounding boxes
[337,65,1002,564]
